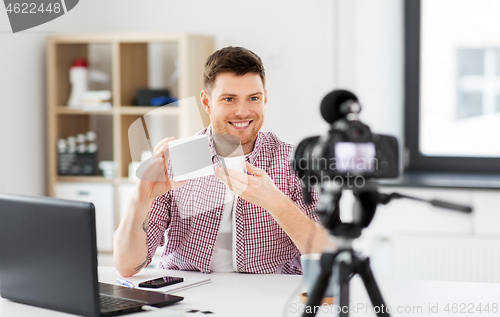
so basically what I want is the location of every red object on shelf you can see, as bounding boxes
[71,58,88,67]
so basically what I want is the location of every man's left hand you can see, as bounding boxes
[214,162,286,210]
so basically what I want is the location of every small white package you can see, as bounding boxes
[168,135,214,181]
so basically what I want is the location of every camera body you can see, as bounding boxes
[323,119,399,178]
[294,90,399,189]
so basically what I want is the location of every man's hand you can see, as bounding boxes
[215,161,330,254]
[135,137,188,201]
[115,137,188,277]
[214,162,287,210]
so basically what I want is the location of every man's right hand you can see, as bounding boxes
[135,137,188,201]
[114,137,187,277]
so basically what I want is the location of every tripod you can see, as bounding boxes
[302,181,472,317]
[305,241,389,317]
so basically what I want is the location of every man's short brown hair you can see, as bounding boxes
[203,46,266,92]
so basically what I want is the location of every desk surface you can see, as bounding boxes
[0,266,305,317]
[2,266,500,317]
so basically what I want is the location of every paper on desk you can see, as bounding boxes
[168,135,214,182]
[137,276,211,294]
[140,308,184,317]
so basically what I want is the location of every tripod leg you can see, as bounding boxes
[357,257,390,317]
[302,253,336,317]
[337,260,351,317]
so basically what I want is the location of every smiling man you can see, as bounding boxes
[114,47,329,276]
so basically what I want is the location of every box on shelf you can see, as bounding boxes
[57,153,97,176]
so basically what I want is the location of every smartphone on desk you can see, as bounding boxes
[138,276,184,288]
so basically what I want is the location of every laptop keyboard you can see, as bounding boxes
[99,293,147,313]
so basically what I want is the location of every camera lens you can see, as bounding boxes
[351,128,363,138]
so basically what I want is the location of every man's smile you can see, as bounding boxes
[229,120,253,130]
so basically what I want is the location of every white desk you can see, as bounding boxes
[99,266,304,317]
[2,266,500,317]
[0,266,305,317]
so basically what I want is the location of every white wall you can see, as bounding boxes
[0,34,48,196]
[0,4,88,195]
[336,0,404,141]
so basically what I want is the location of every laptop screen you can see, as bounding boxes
[0,193,100,317]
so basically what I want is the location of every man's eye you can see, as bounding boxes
[224,97,234,102]
[250,97,259,101]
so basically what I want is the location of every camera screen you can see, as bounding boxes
[335,142,376,172]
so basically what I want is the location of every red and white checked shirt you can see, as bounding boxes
[146,127,319,274]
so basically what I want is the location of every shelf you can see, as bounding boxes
[119,106,179,115]
[378,171,500,189]
[56,106,180,116]
[57,176,138,185]
[57,106,113,115]
[48,33,214,253]
[115,177,137,185]
[56,176,114,183]
[48,33,185,44]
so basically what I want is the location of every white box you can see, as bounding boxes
[55,183,114,252]
[168,135,214,181]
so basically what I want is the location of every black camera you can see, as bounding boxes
[293,90,399,195]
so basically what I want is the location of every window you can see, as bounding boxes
[405,0,500,173]
[456,48,500,120]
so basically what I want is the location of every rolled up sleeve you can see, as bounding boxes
[146,192,172,266]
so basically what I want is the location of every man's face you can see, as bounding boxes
[201,72,267,152]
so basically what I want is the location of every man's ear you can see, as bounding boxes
[264,89,268,105]
[200,90,211,115]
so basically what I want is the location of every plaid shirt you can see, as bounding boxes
[146,127,319,274]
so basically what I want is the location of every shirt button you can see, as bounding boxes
[207,245,213,250]
[216,212,221,217]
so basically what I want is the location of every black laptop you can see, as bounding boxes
[0,192,183,317]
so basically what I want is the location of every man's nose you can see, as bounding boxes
[234,101,251,118]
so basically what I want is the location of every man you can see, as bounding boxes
[114,47,329,277]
